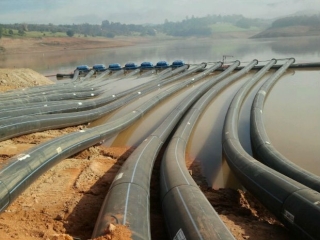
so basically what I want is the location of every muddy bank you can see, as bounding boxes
[0,68,292,239]
[0,37,149,55]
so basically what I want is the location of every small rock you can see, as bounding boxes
[54,213,64,221]
[107,223,116,233]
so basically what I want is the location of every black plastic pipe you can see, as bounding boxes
[92,62,229,239]
[160,60,259,240]
[0,69,150,114]
[0,63,208,214]
[223,58,320,240]
[0,89,103,109]
[0,65,197,141]
[0,74,116,101]
[82,70,95,81]
[0,76,108,104]
[72,70,80,81]
[0,84,105,102]
[250,60,320,193]
[0,70,165,119]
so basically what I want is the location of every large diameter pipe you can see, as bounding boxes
[250,59,320,192]
[0,90,103,109]
[223,58,320,240]
[0,67,162,118]
[161,60,259,240]
[0,65,199,141]
[0,63,206,214]
[0,74,156,118]
[92,62,226,239]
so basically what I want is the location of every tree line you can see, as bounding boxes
[271,14,320,28]
[0,14,271,39]
[0,21,157,38]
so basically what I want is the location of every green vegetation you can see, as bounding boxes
[210,23,259,32]
[252,14,320,38]
[0,14,269,39]
[66,29,75,37]
[271,14,320,28]
[159,15,268,37]
[0,28,68,38]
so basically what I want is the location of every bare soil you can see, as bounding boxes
[0,68,293,240]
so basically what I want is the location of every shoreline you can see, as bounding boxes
[0,36,151,55]
[0,31,259,55]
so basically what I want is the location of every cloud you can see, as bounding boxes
[0,0,320,24]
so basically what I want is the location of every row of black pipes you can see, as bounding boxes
[0,60,319,239]
[223,58,320,240]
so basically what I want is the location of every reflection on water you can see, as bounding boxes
[187,74,250,189]
[2,36,320,187]
[269,36,320,57]
[264,70,320,176]
[238,72,273,156]
[2,36,320,78]
[100,76,207,147]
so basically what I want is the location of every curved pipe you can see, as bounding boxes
[0,63,208,214]
[0,76,109,104]
[0,90,103,109]
[160,60,259,240]
[222,58,320,240]
[0,69,151,117]
[0,81,86,101]
[0,86,101,102]
[0,75,113,101]
[0,71,162,119]
[0,64,200,141]
[109,69,125,79]
[250,59,320,192]
[95,70,111,80]
[91,62,227,239]
[0,70,125,106]
[82,70,95,81]
[72,70,80,81]
[0,69,113,102]
[123,69,140,78]
[139,69,156,78]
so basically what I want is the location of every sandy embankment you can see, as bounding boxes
[0,68,291,240]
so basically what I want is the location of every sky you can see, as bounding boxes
[0,0,320,25]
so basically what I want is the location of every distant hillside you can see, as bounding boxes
[288,10,320,17]
[252,15,320,38]
[0,14,269,39]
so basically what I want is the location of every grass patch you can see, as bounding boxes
[25,31,68,37]
[210,23,260,33]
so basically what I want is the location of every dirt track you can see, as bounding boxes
[0,68,292,240]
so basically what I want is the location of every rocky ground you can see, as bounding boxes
[0,68,293,239]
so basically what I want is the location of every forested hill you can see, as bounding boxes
[252,14,320,38]
[0,14,269,39]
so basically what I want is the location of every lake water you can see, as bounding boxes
[2,36,320,188]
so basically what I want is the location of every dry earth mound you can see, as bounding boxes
[0,68,52,92]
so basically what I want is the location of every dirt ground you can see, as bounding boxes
[0,68,293,240]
